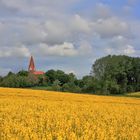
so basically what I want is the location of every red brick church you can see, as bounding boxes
[28,56,45,75]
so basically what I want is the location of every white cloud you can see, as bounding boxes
[0,0,81,18]
[12,45,31,57]
[44,20,71,45]
[0,14,133,51]
[0,21,47,46]
[110,35,128,46]
[105,35,136,55]
[38,41,93,57]
[123,6,132,14]
[92,17,131,38]
[39,42,78,57]
[0,45,30,58]
[43,14,91,45]
[95,3,112,18]
[20,22,47,45]
[127,0,138,5]
[71,15,90,33]
[123,45,135,55]
[0,22,5,30]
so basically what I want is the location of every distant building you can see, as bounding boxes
[28,56,45,75]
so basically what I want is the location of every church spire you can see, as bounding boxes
[28,56,36,72]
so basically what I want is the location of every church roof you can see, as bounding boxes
[32,71,45,75]
[28,56,36,72]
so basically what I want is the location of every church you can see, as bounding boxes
[28,56,45,75]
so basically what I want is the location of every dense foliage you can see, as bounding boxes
[91,55,140,94]
[0,55,139,94]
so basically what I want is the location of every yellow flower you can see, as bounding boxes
[0,87,140,140]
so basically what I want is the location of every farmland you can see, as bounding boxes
[0,88,140,140]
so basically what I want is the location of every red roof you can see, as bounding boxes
[32,71,45,75]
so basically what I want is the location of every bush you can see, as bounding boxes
[62,82,81,93]
[51,80,61,91]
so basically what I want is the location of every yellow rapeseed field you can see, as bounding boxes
[0,88,140,140]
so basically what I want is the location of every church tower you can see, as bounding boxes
[28,56,36,72]
[28,56,45,75]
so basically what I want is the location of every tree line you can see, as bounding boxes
[0,55,139,95]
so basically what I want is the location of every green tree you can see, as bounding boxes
[45,70,57,85]
[52,80,61,91]
[17,70,29,77]
[91,55,140,94]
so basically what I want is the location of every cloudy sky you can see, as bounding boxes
[0,0,140,77]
